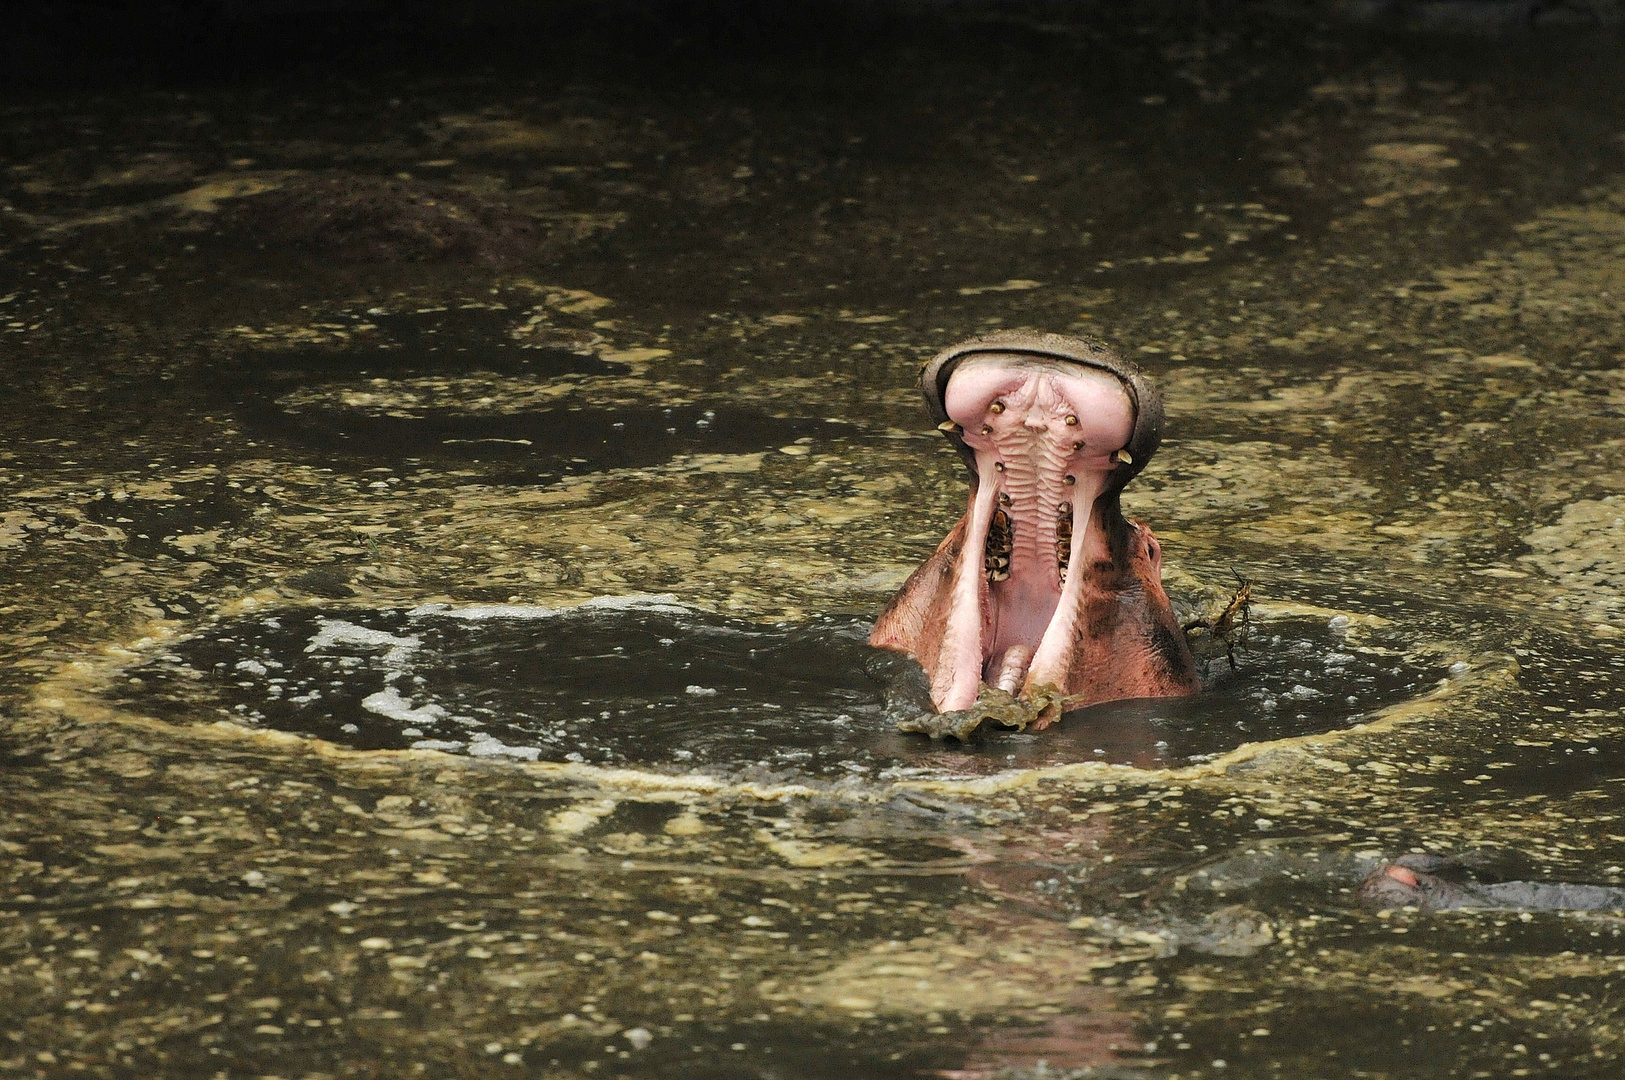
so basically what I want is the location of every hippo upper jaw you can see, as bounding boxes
[872,342,1199,728]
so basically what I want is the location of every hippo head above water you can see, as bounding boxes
[871,331,1200,729]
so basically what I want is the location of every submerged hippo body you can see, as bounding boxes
[1363,854,1625,913]
[872,332,1199,728]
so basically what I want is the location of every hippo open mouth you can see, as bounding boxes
[872,332,1199,729]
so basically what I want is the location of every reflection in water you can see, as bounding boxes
[121,593,1440,779]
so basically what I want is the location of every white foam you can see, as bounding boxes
[306,620,422,669]
[466,732,542,761]
[361,686,448,725]
[406,594,690,621]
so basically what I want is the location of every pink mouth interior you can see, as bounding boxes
[932,355,1135,711]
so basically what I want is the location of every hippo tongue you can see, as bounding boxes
[932,354,1135,712]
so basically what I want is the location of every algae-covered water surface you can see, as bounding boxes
[5,3,1625,1078]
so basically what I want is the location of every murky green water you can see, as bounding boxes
[112,596,1439,776]
[6,3,1625,1078]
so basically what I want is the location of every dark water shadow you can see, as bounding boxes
[241,306,630,378]
[214,307,845,478]
[242,400,841,474]
[120,597,1442,783]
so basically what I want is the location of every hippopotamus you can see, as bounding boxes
[1362,854,1625,913]
[871,331,1200,730]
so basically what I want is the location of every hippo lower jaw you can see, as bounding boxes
[872,338,1199,728]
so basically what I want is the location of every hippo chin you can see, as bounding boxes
[872,332,1199,730]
